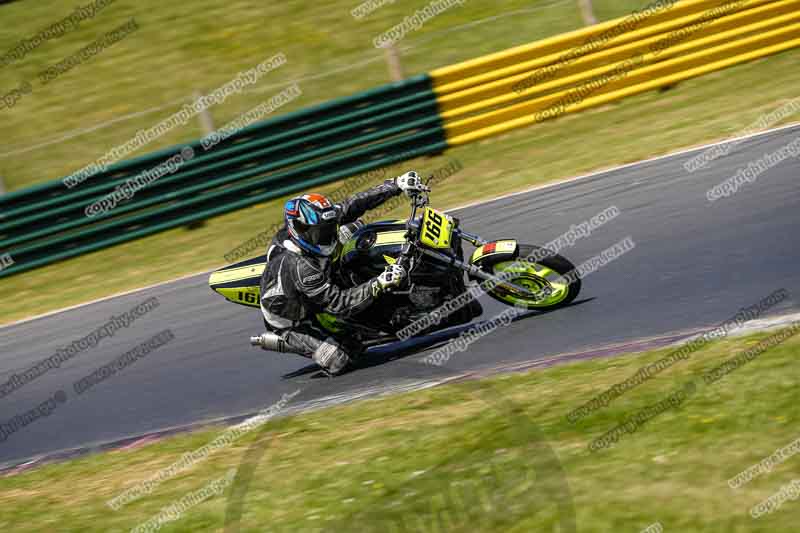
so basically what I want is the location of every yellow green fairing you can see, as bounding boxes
[316,312,345,333]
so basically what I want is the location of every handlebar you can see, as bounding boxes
[394,174,434,274]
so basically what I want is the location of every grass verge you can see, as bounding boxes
[1,327,798,532]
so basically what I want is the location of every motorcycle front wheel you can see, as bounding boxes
[482,244,581,310]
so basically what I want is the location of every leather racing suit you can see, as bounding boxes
[258,180,402,373]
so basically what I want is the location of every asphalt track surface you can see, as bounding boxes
[1,125,799,467]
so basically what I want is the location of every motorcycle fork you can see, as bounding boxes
[418,247,542,299]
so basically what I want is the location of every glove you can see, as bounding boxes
[338,220,365,245]
[394,171,430,196]
[373,264,406,294]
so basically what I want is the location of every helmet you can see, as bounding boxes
[284,193,340,256]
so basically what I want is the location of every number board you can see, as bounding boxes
[420,207,453,249]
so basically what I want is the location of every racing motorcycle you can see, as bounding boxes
[209,181,581,347]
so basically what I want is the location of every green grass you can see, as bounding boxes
[1,0,799,325]
[0,0,600,190]
[1,328,798,532]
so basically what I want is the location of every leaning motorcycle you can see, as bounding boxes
[209,181,581,347]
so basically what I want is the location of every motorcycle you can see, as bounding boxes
[208,180,581,348]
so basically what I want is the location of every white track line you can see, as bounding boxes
[434,311,800,378]
[3,121,799,330]
[726,311,800,337]
[448,120,800,213]
[0,268,212,330]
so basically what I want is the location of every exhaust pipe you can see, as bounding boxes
[250,332,287,352]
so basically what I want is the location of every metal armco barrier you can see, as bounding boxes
[1,0,797,278]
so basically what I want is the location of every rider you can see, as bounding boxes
[252,171,428,375]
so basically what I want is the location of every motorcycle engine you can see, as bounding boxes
[408,285,442,309]
[389,285,447,330]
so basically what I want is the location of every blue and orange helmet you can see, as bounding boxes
[284,193,340,256]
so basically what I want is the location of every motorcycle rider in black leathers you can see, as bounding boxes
[251,172,428,375]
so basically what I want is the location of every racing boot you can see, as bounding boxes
[251,328,359,376]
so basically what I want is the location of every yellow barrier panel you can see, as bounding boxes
[445,21,800,139]
[446,35,800,146]
[430,0,769,89]
[439,6,800,120]
[436,0,799,115]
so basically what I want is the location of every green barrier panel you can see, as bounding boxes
[0,77,443,282]
[0,75,434,212]
[0,137,448,278]
[1,86,439,223]
[0,113,442,249]
[0,102,439,232]
[0,71,448,278]
[8,127,445,258]
[0,98,440,236]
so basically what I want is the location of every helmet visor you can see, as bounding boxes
[295,220,337,247]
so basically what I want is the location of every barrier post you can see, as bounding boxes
[194,90,216,135]
[186,91,213,229]
[578,0,597,26]
[384,43,405,81]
